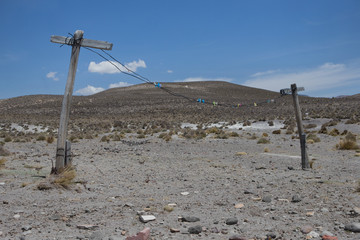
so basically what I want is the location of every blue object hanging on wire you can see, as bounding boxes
[154,82,162,88]
[197,98,205,103]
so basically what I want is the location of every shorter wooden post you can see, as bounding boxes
[291,83,310,170]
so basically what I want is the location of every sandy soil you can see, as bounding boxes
[0,119,360,240]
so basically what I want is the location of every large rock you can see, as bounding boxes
[344,222,360,233]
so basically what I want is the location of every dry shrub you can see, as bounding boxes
[4,136,12,142]
[46,136,55,144]
[52,166,76,189]
[182,129,206,140]
[264,147,270,152]
[307,133,321,143]
[328,128,340,136]
[228,131,239,137]
[257,138,270,144]
[36,135,46,141]
[356,180,360,193]
[100,135,110,142]
[205,127,221,134]
[262,133,269,137]
[0,157,7,169]
[338,132,359,150]
[272,129,281,134]
[137,133,146,139]
[318,126,327,134]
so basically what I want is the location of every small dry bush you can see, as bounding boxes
[262,133,269,137]
[328,128,340,136]
[318,126,328,134]
[205,127,221,134]
[46,136,55,144]
[182,129,206,140]
[338,132,359,150]
[215,131,229,139]
[264,147,270,152]
[307,133,321,143]
[4,136,12,142]
[36,135,46,141]
[52,166,76,189]
[100,135,110,142]
[356,180,360,193]
[272,129,281,134]
[0,157,7,169]
[257,138,270,144]
[228,132,239,137]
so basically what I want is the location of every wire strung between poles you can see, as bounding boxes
[83,47,285,108]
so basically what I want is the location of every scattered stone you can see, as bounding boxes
[266,233,276,239]
[225,217,238,225]
[22,230,32,236]
[13,214,21,219]
[181,192,190,196]
[235,152,247,156]
[139,215,156,223]
[229,235,247,240]
[320,231,334,237]
[170,228,180,233]
[288,166,294,170]
[210,227,220,233]
[49,214,61,221]
[292,195,302,203]
[168,203,177,207]
[262,196,272,203]
[306,211,315,217]
[126,227,150,240]
[221,229,228,234]
[188,225,202,234]
[180,216,200,222]
[352,207,360,215]
[244,190,254,194]
[301,225,313,234]
[234,203,244,209]
[344,222,360,232]
[21,225,32,231]
[89,231,104,240]
[77,224,99,230]
[164,205,174,212]
[322,235,338,240]
[307,231,319,238]
[252,197,262,201]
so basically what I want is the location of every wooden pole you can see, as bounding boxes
[291,83,310,170]
[55,30,83,173]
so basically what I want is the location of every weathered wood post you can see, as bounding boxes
[291,83,310,170]
[50,30,113,174]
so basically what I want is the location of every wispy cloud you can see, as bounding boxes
[75,85,105,95]
[251,69,280,77]
[109,82,132,88]
[244,62,360,97]
[182,77,232,82]
[46,71,59,81]
[167,70,173,73]
[88,59,146,74]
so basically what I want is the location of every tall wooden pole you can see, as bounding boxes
[55,30,83,173]
[291,83,310,170]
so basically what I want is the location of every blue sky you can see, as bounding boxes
[0,0,359,99]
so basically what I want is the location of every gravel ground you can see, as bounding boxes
[0,119,360,240]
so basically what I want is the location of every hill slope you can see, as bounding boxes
[0,81,359,131]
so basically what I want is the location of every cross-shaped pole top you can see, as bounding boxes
[50,30,112,173]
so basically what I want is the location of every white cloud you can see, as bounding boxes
[167,70,173,73]
[88,59,146,74]
[251,69,280,77]
[75,85,105,95]
[46,71,59,81]
[109,82,132,89]
[244,62,360,96]
[182,77,232,82]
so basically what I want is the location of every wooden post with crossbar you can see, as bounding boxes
[50,30,113,174]
[280,84,310,170]
[291,83,310,170]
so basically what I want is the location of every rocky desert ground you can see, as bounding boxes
[0,82,359,240]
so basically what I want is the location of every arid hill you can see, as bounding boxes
[0,81,359,132]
